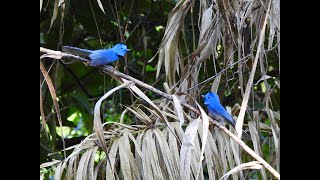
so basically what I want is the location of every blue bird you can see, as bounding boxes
[62,43,130,67]
[202,92,251,139]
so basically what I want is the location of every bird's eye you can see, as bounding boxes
[207,97,210,99]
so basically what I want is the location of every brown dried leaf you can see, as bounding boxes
[154,129,179,179]
[180,118,199,180]
[118,132,139,179]
[40,159,61,168]
[93,81,133,155]
[142,130,163,179]
[248,121,267,179]
[40,0,43,12]
[220,161,263,180]
[106,139,119,179]
[96,0,105,14]
[194,101,209,178]
[54,162,63,180]
[172,94,185,127]
[40,62,66,158]
[48,0,59,32]
[211,73,222,93]
[66,155,78,180]
[236,2,272,138]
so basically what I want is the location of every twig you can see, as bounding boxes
[40,47,280,179]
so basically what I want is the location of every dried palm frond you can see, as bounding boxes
[41,78,279,179]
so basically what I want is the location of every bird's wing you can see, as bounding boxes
[209,104,251,140]
[62,46,93,56]
[211,103,236,126]
[89,50,119,66]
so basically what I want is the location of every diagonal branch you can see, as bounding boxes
[40,47,280,179]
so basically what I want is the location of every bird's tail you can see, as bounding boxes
[228,118,252,140]
[62,46,93,56]
[240,130,251,140]
[241,129,267,142]
[228,121,251,140]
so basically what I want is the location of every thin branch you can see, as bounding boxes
[183,54,251,92]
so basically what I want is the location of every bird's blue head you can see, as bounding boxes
[202,92,220,105]
[111,43,130,56]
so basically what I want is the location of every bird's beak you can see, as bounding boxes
[201,95,205,98]
[126,48,131,51]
